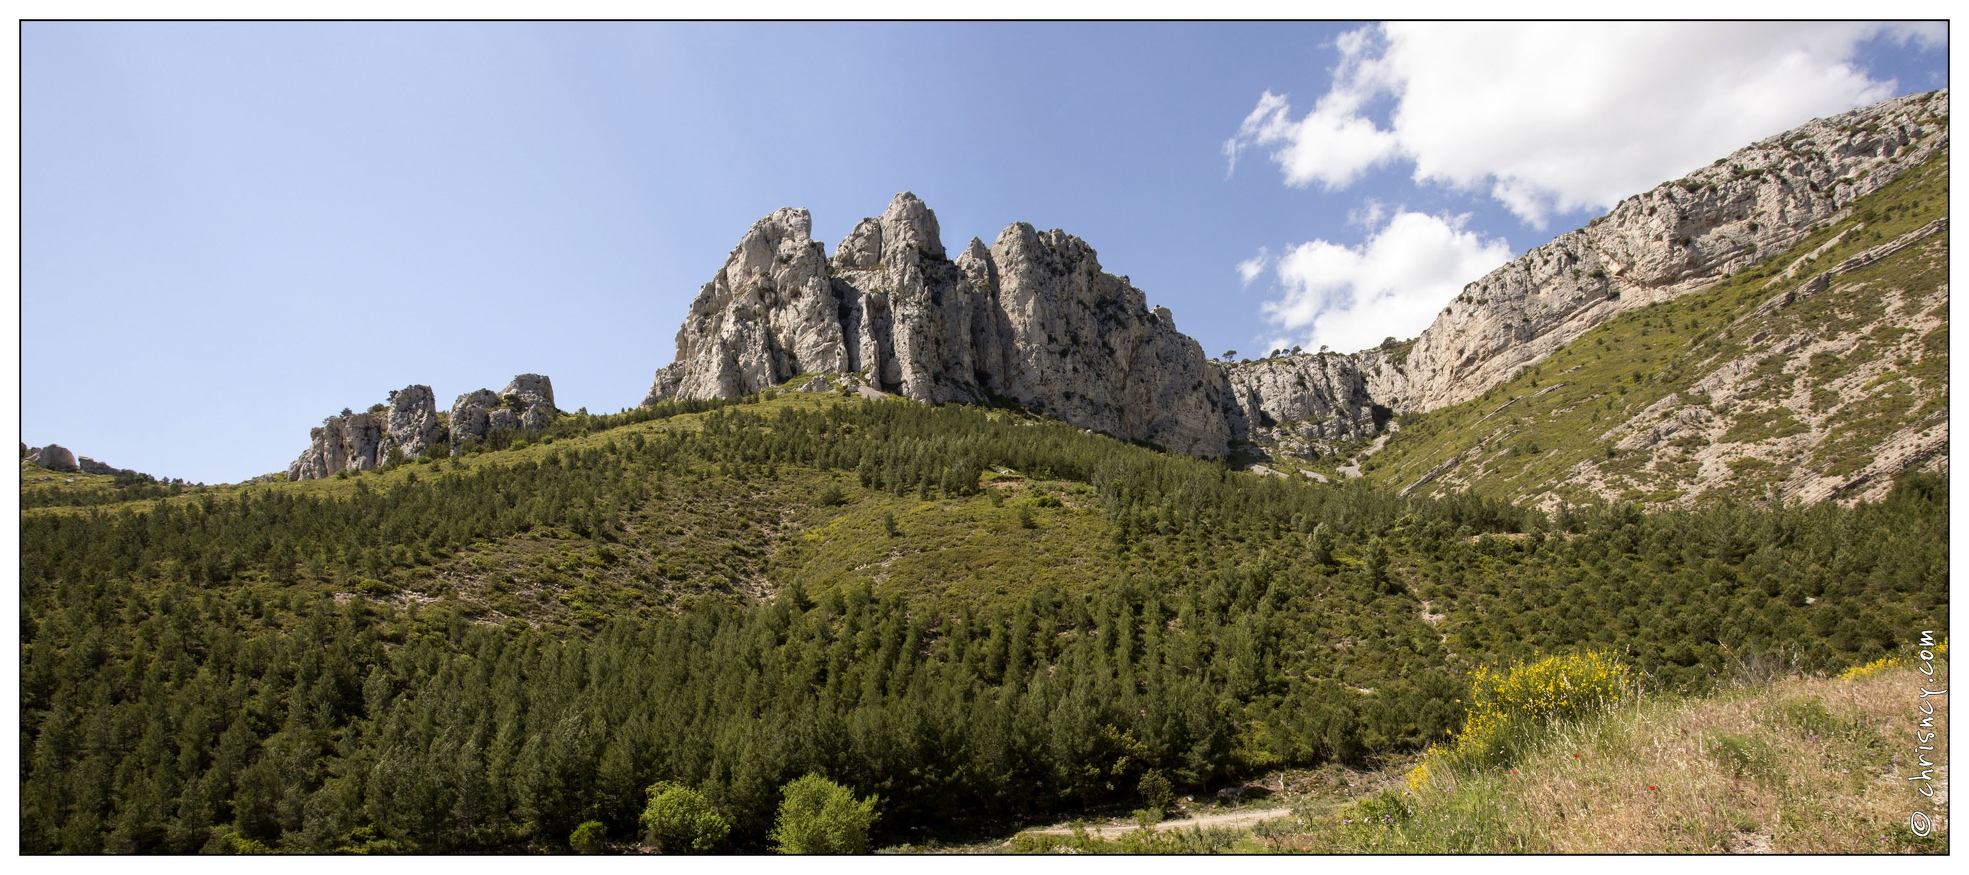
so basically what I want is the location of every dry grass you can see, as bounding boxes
[1348,658,1949,853]
[941,659,1947,856]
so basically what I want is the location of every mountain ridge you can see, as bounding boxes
[636,89,1947,489]
[246,90,1948,501]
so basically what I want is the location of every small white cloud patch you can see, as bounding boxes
[1346,198,1387,229]
[1222,91,1292,179]
[1236,247,1273,286]
[1258,211,1510,354]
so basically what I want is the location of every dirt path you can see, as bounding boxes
[1026,806,1295,837]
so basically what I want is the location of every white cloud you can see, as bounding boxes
[1259,211,1511,354]
[1346,198,1386,229]
[1222,91,1291,178]
[1228,23,1923,227]
[1236,247,1272,285]
[1223,76,1399,190]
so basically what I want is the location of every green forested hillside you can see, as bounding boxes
[18,388,1949,852]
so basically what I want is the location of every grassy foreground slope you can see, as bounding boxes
[1374,658,1950,854]
[1308,148,1949,509]
[20,378,1948,852]
[1010,654,1947,854]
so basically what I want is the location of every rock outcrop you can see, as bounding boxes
[287,376,558,480]
[644,192,1231,455]
[982,224,1231,456]
[450,375,559,446]
[1378,89,1948,413]
[78,457,132,478]
[643,208,847,402]
[1221,352,1385,454]
[639,86,1942,462]
[26,444,79,472]
[286,408,387,481]
[24,445,155,480]
[829,195,1002,406]
[383,384,446,460]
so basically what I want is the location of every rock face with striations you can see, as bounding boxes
[982,223,1230,455]
[384,384,446,459]
[644,208,848,402]
[287,408,386,481]
[581,93,1945,472]
[644,192,1231,456]
[829,194,1002,405]
[1220,352,1385,452]
[1380,89,1949,413]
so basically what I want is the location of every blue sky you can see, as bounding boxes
[20,22,1947,484]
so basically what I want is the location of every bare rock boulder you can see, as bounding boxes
[28,444,79,472]
[381,384,446,460]
[502,374,557,413]
[449,375,558,448]
[286,411,384,481]
[448,389,502,445]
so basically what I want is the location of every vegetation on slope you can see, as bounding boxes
[1011,649,1947,854]
[1290,148,1948,508]
[19,380,1949,852]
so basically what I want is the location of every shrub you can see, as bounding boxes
[640,781,730,853]
[1434,651,1629,772]
[768,773,878,854]
[1009,823,1240,854]
[1837,655,1905,680]
[569,820,607,854]
[1137,768,1173,813]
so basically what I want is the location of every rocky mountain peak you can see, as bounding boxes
[956,237,995,286]
[501,374,556,412]
[642,194,1231,456]
[878,191,944,260]
[628,91,1942,481]
[833,217,883,271]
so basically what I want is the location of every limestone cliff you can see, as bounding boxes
[632,91,1949,496]
[643,209,846,401]
[643,193,1231,456]
[1212,89,1947,477]
[1220,352,1385,456]
[1382,89,1948,413]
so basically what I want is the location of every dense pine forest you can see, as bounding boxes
[18,393,1948,853]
